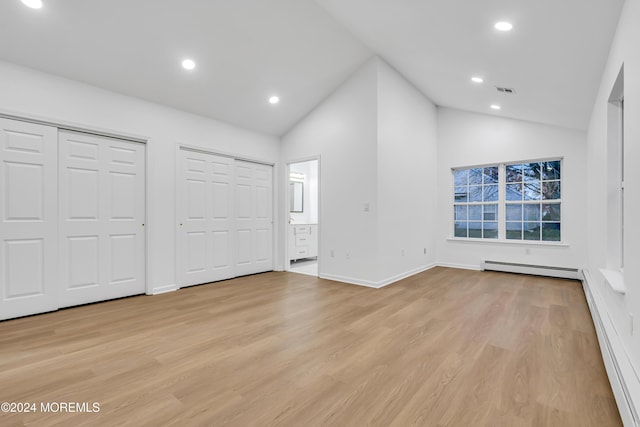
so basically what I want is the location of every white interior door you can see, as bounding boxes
[58,131,146,307]
[177,149,235,286]
[0,118,58,320]
[235,160,273,277]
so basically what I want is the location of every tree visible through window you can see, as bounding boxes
[453,166,499,239]
[452,160,562,242]
[505,161,561,241]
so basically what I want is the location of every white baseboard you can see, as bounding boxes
[375,263,437,288]
[582,269,639,427]
[320,263,436,289]
[319,273,380,288]
[435,262,482,271]
[149,284,178,295]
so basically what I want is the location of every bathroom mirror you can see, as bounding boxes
[290,181,303,212]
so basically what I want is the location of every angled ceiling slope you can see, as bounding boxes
[316,0,624,131]
[0,0,371,136]
[0,0,625,135]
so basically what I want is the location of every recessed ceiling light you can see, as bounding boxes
[471,77,484,84]
[490,104,501,110]
[269,96,280,105]
[21,0,43,9]
[494,21,513,31]
[181,59,196,70]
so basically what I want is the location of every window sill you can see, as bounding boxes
[446,237,569,247]
[600,268,626,295]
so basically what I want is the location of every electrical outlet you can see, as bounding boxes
[363,202,370,212]
[525,248,531,255]
[424,248,427,255]
[346,252,351,260]
[330,249,335,258]
[401,249,405,256]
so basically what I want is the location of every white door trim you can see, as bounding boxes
[178,143,275,166]
[0,110,149,144]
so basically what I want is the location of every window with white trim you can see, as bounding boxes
[606,65,624,269]
[452,159,562,242]
[453,166,499,239]
[621,96,625,267]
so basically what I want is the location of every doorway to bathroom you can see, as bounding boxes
[287,158,319,277]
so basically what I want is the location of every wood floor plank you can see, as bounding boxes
[0,267,621,426]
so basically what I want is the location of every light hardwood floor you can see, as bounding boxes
[0,267,621,426]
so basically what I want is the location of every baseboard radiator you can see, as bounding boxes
[481,260,580,280]
[583,273,639,426]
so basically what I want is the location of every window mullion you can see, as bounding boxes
[498,163,506,239]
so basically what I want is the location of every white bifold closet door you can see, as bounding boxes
[235,160,273,276]
[177,149,235,287]
[0,118,58,320]
[58,131,146,307]
[177,149,273,287]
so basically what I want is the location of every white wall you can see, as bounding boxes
[0,60,279,294]
[281,58,379,284]
[376,60,437,282]
[435,108,588,270]
[586,0,640,379]
[281,57,437,286]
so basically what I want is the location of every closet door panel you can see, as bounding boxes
[67,235,99,289]
[235,161,273,277]
[186,231,207,274]
[59,131,145,307]
[0,118,58,320]
[104,143,145,292]
[177,149,235,286]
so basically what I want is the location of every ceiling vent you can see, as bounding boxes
[496,87,516,94]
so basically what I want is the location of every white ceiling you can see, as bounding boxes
[0,0,371,136]
[0,0,624,135]
[317,0,624,131]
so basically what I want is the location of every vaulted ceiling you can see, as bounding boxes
[0,0,624,135]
